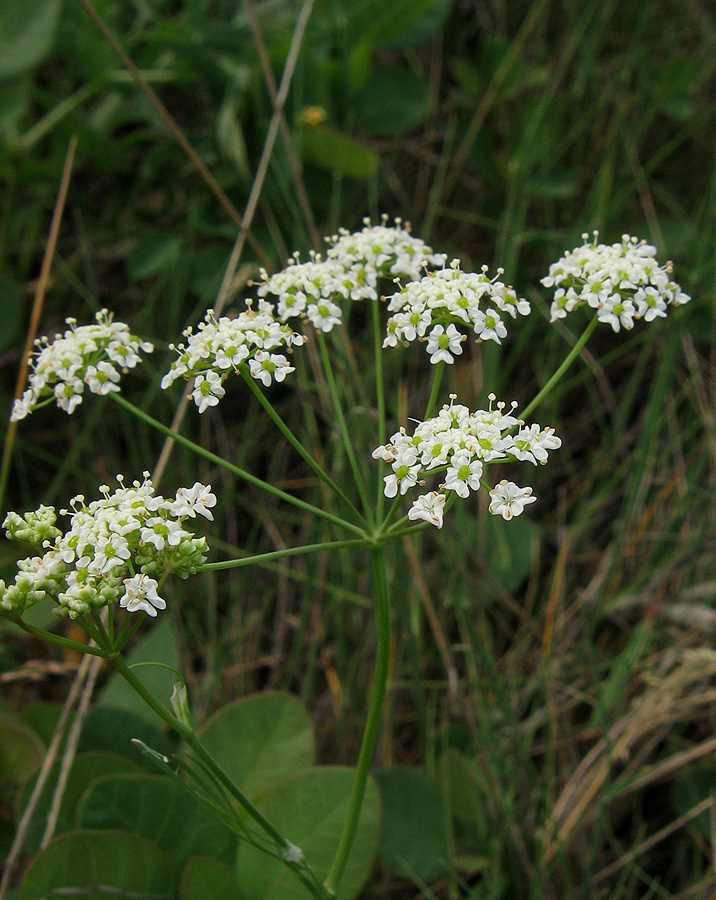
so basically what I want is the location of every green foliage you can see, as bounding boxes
[180,855,242,900]
[374,766,448,881]
[18,751,141,857]
[236,767,381,900]
[19,829,180,900]
[77,773,237,867]
[197,692,315,799]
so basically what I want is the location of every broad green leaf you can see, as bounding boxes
[355,66,430,137]
[77,706,175,766]
[78,773,237,867]
[180,856,241,900]
[18,751,141,857]
[0,719,44,787]
[297,124,379,179]
[128,233,183,281]
[99,615,181,721]
[19,829,179,900]
[0,0,62,79]
[482,512,540,592]
[21,701,65,746]
[374,767,447,881]
[237,767,381,900]
[436,749,487,829]
[343,0,440,50]
[198,692,314,800]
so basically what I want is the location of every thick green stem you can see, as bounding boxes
[109,393,364,538]
[108,654,332,900]
[316,334,374,526]
[519,314,599,420]
[323,547,392,894]
[372,301,387,519]
[424,360,445,419]
[201,538,371,571]
[239,367,365,524]
[8,617,108,658]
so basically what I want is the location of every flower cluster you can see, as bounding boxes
[11,310,153,421]
[0,476,214,619]
[542,232,691,330]
[258,218,446,334]
[372,396,561,527]
[384,261,531,363]
[325,216,447,293]
[161,305,304,412]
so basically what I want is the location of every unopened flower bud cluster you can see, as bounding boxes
[258,218,445,334]
[11,310,153,421]
[542,232,691,330]
[161,305,304,412]
[383,261,531,364]
[0,476,215,620]
[372,396,561,528]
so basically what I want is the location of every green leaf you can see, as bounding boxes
[21,701,65,747]
[436,749,487,829]
[198,692,314,800]
[78,773,237,867]
[297,124,379,179]
[128,232,183,281]
[0,719,44,788]
[237,767,381,900]
[181,856,241,900]
[374,767,447,881]
[19,829,179,900]
[99,616,181,721]
[482,512,540,592]
[77,706,175,767]
[0,0,62,79]
[355,66,430,137]
[18,751,142,857]
[343,0,442,50]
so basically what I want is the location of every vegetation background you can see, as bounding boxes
[1,0,716,897]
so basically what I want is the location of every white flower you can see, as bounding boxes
[163,307,301,408]
[372,395,558,526]
[10,310,153,420]
[426,324,464,364]
[306,300,342,333]
[385,262,529,360]
[543,232,690,326]
[489,481,537,520]
[172,483,217,520]
[443,452,483,498]
[408,492,446,528]
[120,574,166,617]
[248,351,295,387]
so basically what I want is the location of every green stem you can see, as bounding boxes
[109,393,364,538]
[424,360,445,419]
[201,538,371,571]
[316,334,374,526]
[8,617,109,658]
[108,654,332,900]
[372,301,386,519]
[323,547,392,895]
[239,367,365,524]
[519,314,599,420]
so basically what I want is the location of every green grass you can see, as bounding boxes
[2,0,716,897]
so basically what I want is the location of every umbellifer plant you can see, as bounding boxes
[3,220,690,898]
